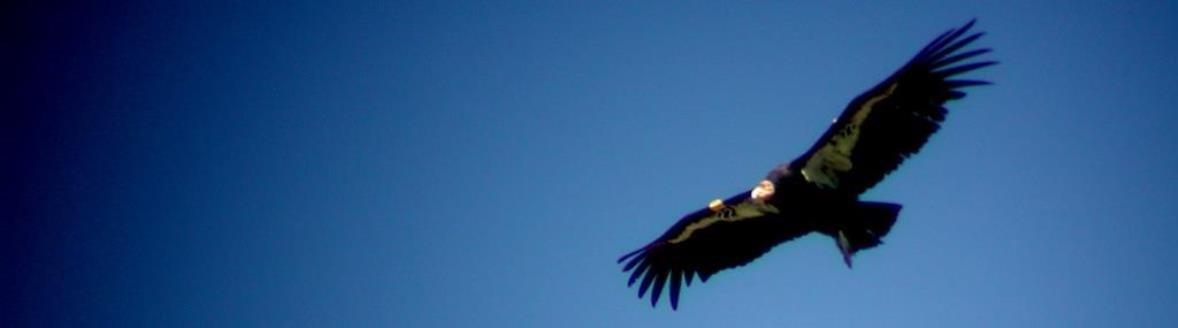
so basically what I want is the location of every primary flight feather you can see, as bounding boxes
[618,19,995,310]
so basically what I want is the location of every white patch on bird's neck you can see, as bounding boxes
[751,180,775,201]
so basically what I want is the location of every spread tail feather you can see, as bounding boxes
[833,201,901,268]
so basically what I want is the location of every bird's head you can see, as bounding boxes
[751,179,775,202]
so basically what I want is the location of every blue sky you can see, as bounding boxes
[7,1,1178,327]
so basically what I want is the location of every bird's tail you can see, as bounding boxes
[831,201,901,268]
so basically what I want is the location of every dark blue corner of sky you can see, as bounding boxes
[6,1,1178,327]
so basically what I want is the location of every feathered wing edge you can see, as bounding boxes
[617,229,690,310]
[908,19,997,91]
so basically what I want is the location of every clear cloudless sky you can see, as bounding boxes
[6,1,1178,327]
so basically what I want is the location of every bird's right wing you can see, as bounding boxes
[617,192,812,310]
[791,20,995,196]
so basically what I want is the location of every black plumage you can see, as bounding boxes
[618,20,995,310]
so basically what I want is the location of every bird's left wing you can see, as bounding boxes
[792,20,996,195]
[617,192,810,310]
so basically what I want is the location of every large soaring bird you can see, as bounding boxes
[618,20,995,310]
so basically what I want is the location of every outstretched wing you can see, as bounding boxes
[793,19,996,195]
[617,192,811,310]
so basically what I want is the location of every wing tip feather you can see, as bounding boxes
[935,60,998,77]
[669,269,682,310]
[649,270,668,307]
[914,19,988,66]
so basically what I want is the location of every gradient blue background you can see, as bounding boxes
[7,1,1178,327]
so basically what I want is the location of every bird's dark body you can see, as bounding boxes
[761,166,900,262]
[618,20,993,310]
[764,166,890,235]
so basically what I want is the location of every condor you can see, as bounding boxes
[618,20,995,310]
